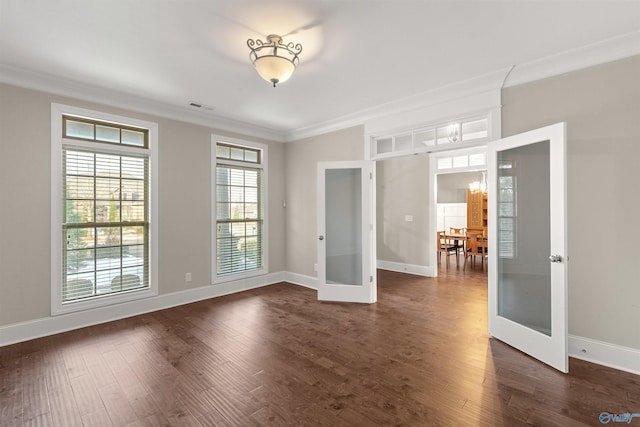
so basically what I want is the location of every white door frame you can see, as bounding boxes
[428,146,489,277]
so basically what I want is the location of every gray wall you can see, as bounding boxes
[285,126,364,277]
[0,83,286,327]
[376,155,430,266]
[502,55,640,349]
[437,171,483,203]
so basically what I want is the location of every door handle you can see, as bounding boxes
[549,255,562,263]
[318,235,324,241]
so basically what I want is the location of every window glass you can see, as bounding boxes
[214,141,265,278]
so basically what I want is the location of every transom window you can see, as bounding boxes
[52,105,158,314]
[212,138,267,280]
[371,115,490,160]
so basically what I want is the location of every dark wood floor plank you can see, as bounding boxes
[69,373,105,417]
[2,264,639,426]
[47,384,83,427]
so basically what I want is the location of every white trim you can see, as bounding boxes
[291,68,511,142]
[569,335,640,376]
[4,30,640,144]
[376,261,435,277]
[3,270,639,378]
[504,30,640,88]
[1,272,285,347]
[50,103,159,316]
[283,272,318,290]
[1,64,286,142]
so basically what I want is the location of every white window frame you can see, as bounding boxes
[211,135,268,284]
[51,104,159,315]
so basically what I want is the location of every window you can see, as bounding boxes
[52,105,158,314]
[212,137,267,281]
[498,161,516,258]
[372,115,491,159]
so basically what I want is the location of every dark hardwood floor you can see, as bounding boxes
[1,263,638,426]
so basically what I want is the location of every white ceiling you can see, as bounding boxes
[1,0,640,140]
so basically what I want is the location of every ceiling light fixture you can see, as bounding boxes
[247,34,302,87]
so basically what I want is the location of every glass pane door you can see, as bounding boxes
[497,141,551,335]
[317,161,375,303]
[488,123,568,373]
[325,168,363,286]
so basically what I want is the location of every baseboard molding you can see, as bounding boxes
[3,275,639,378]
[377,260,435,277]
[0,272,286,347]
[283,271,318,290]
[569,335,640,376]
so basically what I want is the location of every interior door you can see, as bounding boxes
[487,122,568,372]
[317,161,376,303]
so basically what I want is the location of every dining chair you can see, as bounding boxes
[437,231,459,266]
[449,227,466,255]
[463,232,485,269]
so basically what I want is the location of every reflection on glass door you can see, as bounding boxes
[497,141,551,335]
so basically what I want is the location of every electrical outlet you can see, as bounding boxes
[185,272,192,282]
[314,263,318,272]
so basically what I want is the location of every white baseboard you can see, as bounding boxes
[569,335,640,376]
[3,274,639,378]
[283,271,318,290]
[0,272,286,347]
[377,260,435,277]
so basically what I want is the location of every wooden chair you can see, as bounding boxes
[463,232,485,269]
[449,227,466,255]
[437,231,459,266]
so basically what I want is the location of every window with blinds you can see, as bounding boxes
[61,116,150,302]
[214,141,265,278]
[498,161,516,259]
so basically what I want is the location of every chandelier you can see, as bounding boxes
[469,171,487,194]
[247,34,302,87]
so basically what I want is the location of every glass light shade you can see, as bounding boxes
[254,56,295,86]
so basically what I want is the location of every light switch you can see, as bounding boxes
[405,215,413,222]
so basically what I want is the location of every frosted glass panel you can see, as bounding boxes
[376,137,392,154]
[462,118,489,141]
[325,169,362,286]
[415,129,436,146]
[452,156,468,168]
[469,153,486,166]
[395,134,412,152]
[497,140,551,336]
[437,157,452,169]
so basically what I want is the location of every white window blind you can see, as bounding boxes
[215,142,264,277]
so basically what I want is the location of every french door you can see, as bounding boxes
[488,122,568,372]
[317,161,376,303]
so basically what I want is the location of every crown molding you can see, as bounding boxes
[0,64,287,142]
[504,30,640,88]
[285,67,512,142]
[3,29,639,144]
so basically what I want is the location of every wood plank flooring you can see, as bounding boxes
[1,264,639,426]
